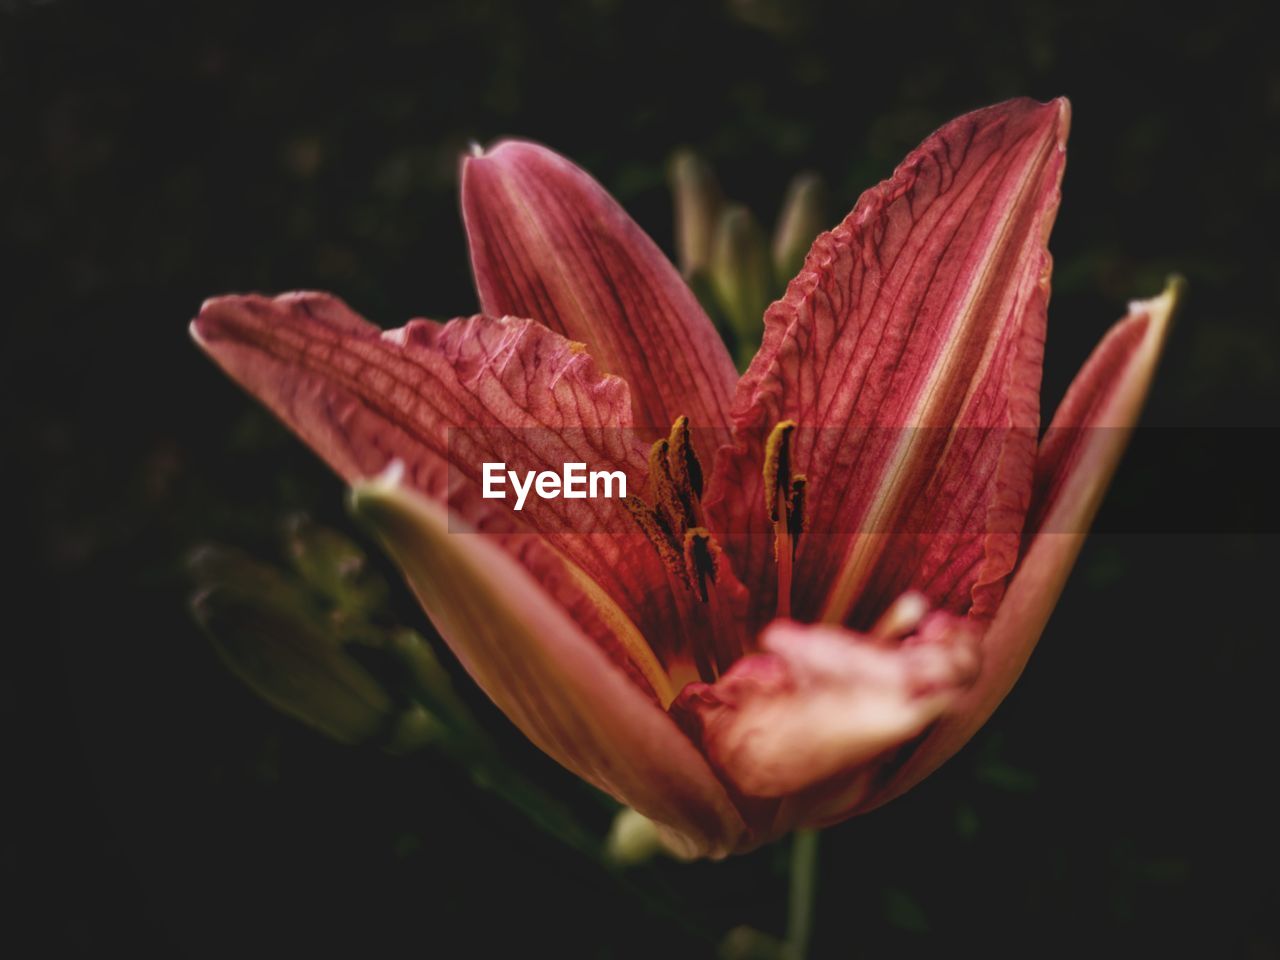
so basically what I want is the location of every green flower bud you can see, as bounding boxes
[189,543,436,753]
[282,513,388,621]
[604,806,663,866]
[668,149,722,277]
[711,204,774,367]
[771,171,828,289]
[189,549,393,746]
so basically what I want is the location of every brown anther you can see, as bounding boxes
[682,527,719,603]
[646,437,689,536]
[666,415,704,503]
[623,495,689,586]
[764,420,800,618]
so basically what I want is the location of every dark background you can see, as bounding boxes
[7,0,1278,956]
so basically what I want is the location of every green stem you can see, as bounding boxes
[786,829,820,959]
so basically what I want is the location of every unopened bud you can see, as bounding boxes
[189,544,440,753]
[283,513,388,620]
[387,628,480,735]
[386,702,446,754]
[669,149,722,277]
[772,171,827,287]
[191,570,392,746]
[604,806,664,866]
[711,204,774,366]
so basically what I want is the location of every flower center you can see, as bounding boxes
[622,417,706,583]
[624,416,743,680]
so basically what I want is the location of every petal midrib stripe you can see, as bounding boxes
[819,123,1057,622]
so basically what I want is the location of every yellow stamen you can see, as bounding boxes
[666,415,705,522]
[763,420,801,619]
[647,437,690,537]
[762,420,797,523]
[622,495,689,587]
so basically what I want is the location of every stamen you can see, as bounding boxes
[682,527,718,604]
[625,428,744,684]
[787,475,807,540]
[762,420,797,523]
[623,495,689,587]
[666,415,704,514]
[626,419,742,680]
[774,499,793,619]
[647,438,689,537]
[763,420,800,619]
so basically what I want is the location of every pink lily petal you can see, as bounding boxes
[190,292,682,700]
[706,98,1068,629]
[350,473,747,858]
[462,140,738,449]
[672,613,981,801]
[868,278,1182,808]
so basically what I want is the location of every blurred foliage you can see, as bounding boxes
[188,515,616,857]
[8,0,1278,956]
[669,147,828,366]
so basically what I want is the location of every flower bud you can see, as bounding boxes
[189,549,394,745]
[283,513,388,620]
[604,806,663,866]
[387,628,481,736]
[668,149,722,277]
[711,204,774,365]
[771,171,827,286]
[189,543,439,752]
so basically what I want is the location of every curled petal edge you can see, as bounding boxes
[462,139,738,449]
[672,612,981,800]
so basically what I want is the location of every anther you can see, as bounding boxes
[623,495,689,586]
[628,417,720,608]
[667,415,704,506]
[763,420,801,619]
[682,527,718,604]
[646,438,689,536]
[763,420,797,523]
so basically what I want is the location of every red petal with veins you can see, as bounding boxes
[868,279,1181,810]
[462,140,738,452]
[350,478,746,857]
[706,98,1068,630]
[191,292,683,699]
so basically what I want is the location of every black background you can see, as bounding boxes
[8,1,1278,956]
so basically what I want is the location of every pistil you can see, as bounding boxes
[870,590,928,640]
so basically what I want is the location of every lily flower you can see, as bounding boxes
[191,98,1176,858]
